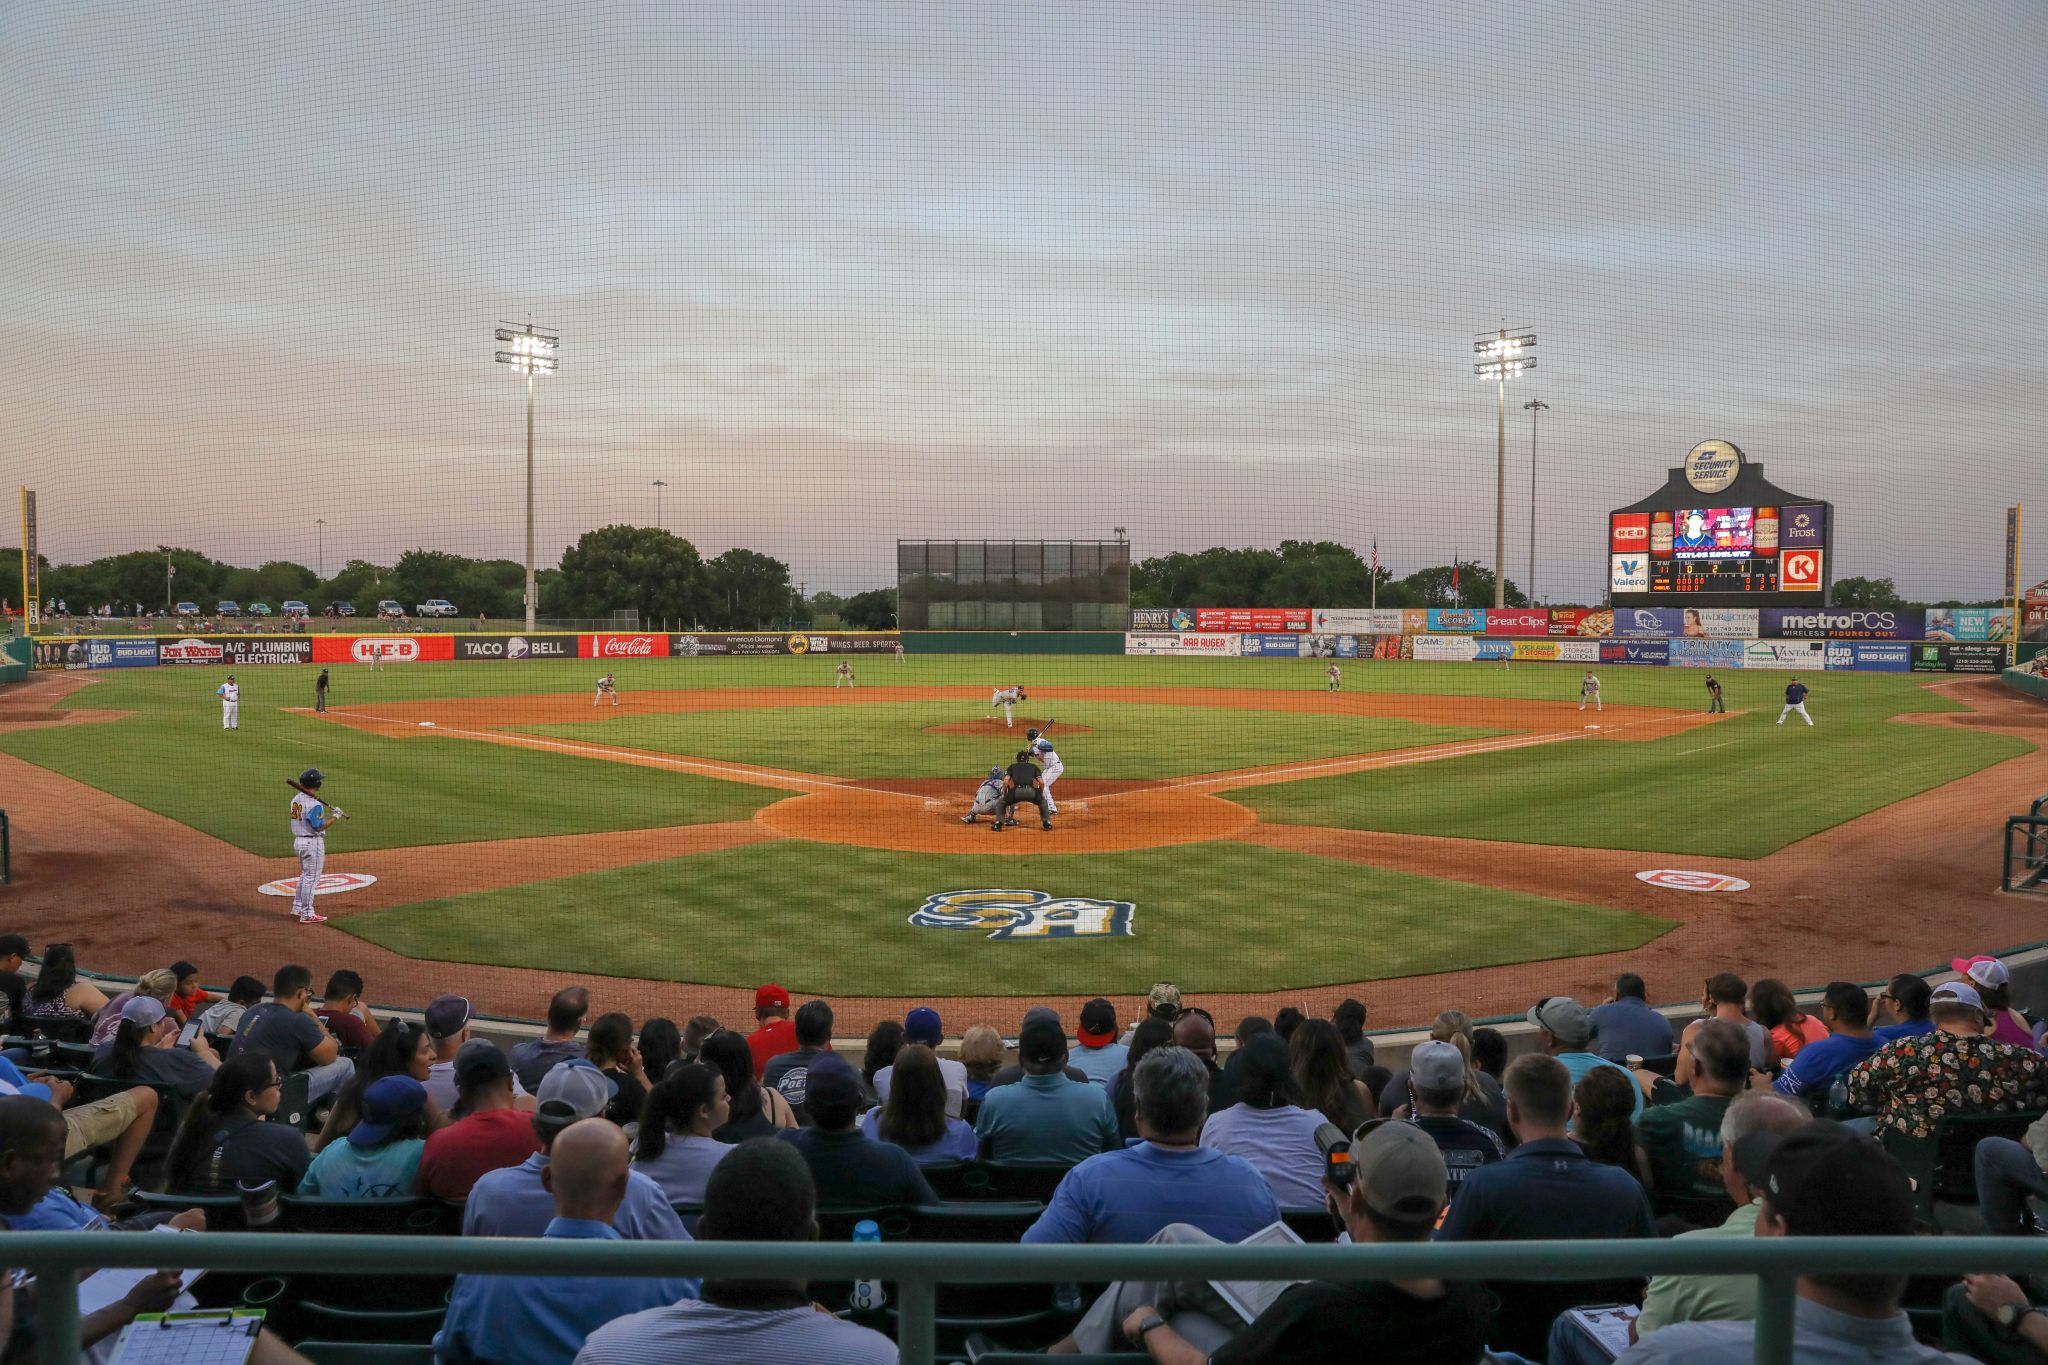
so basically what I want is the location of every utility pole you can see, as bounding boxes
[1523,400,1549,603]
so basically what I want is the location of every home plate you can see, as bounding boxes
[259,872,378,898]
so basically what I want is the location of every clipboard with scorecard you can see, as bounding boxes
[109,1309,265,1365]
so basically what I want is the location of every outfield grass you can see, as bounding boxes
[338,839,1675,995]
[1236,687,2033,858]
[518,700,1498,778]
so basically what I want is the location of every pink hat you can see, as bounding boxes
[1951,955,2010,988]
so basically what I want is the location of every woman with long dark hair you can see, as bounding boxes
[164,1051,311,1193]
[1200,1032,1324,1204]
[1291,1019,1373,1134]
[861,1020,906,1101]
[24,944,109,1024]
[313,1020,441,1151]
[700,1030,796,1142]
[633,1062,733,1203]
[637,1017,683,1081]
[1750,979,1827,1068]
[93,996,219,1101]
[586,1012,648,1126]
[862,1044,975,1163]
[1569,1067,1649,1187]
[1112,1016,1176,1142]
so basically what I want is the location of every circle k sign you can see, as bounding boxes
[1635,869,1751,893]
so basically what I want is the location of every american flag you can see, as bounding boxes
[1451,553,1460,593]
[1370,539,1378,577]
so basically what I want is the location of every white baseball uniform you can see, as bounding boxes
[1326,665,1341,692]
[288,789,334,920]
[594,674,619,707]
[1034,739,1064,814]
[1579,673,1602,712]
[990,686,1023,727]
[216,680,240,729]
[835,662,854,688]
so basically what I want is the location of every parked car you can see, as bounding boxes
[416,598,458,617]
[248,603,273,617]
[216,601,241,616]
[281,600,308,618]
[174,601,199,617]
[332,601,356,616]
[377,600,406,619]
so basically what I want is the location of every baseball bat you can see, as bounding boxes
[285,778,350,819]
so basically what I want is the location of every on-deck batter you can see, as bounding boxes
[288,767,343,925]
[216,674,240,730]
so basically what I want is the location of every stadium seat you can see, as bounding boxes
[976,1162,1076,1202]
[283,1196,455,1235]
[275,1070,313,1131]
[901,1202,1064,1342]
[918,1160,989,1200]
[128,1190,248,1229]
[1278,1205,1340,1243]
[906,1200,1045,1243]
[965,1333,1145,1364]
[1882,1110,2045,1221]
[1654,1193,1737,1231]
[294,1344,437,1365]
[293,1300,448,1345]
[1637,1054,1679,1079]
[816,1204,912,1241]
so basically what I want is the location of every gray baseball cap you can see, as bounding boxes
[1353,1120,1448,1220]
[1528,996,1594,1047]
[1409,1041,1466,1092]
[536,1058,617,1120]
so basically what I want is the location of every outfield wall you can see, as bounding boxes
[1123,631,2010,673]
[30,630,901,671]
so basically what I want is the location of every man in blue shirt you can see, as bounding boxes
[1589,974,1677,1064]
[975,1018,1120,1164]
[1774,982,1881,1105]
[438,1118,696,1363]
[1023,1047,1280,1245]
[1437,1054,1656,1359]
[464,1060,686,1240]
[1528,996,1643,1119]
[1873,974,1934,1045]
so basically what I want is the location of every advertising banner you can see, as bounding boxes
[1400,610,1430,636]
[1779,548,1824,591]
[1308,608,1404,634]
[1370,634,1410,660]
[221,638,313,665]
[309,635,457,664]
[1610,512,1650,554]
[447,634,568,662]
[1613,607,1686,639]
[1781,503,1827,548]
[1549,608,1615,638]
[87,639,160,669]
[1124,632,1241,656]
[1193,608,1311,632]
[1680,608,1759,637]
[1949,643,2008,674]
[1600,640,1670,665]
[1495,639,1567,663]
[1300,634,1348,658]
[1425,608,1487,634]
[1411,634,1479,662]
[2025,586,2048,643]
[1824,641,1911,672]
[1925,607,2014,642]
[1743,639,1826,669]
[1485,608,1550,637]
[1334,634,1359,658]
[20,489,38,634]
[1553,639,1601,663]
[1129,608,1173,631]
[159,636,228,665]
[1238,633,1304,658]
[670,633,778,656]
[1668,637,1746,669]
[1763,608,1924,641]
[1611,554,1650,594]
[581,633,668,661]
[32,639,87,670]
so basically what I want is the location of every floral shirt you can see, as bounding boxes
[1845,1031,2048,1139]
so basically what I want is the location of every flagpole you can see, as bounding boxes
[1370,539,1378,611]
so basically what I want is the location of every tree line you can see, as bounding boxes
[1131,540,1530,609]
[0,527,899,631]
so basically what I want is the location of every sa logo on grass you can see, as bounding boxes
[910,889,1135,940]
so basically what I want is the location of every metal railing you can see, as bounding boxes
[13,1231,2048,1364]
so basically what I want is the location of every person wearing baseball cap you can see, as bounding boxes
[1951,955,2036,1048]
[872,1007,971,1118]
[1845,979,2048,1142]
[420,993,532,1114]
[1528,995,1643,1119]
[974,1017,1119,1165]
[299,1075,429,1198]
[775,1057,938,1208]
[1072,998,1129,1090]
[1081,1121,1487,1361]
[418,1040,543,1201]
[1400,1040,1504,1197]
[1613,1123,1952,1364]
[746,983,797,1078]
[97,993,220,1102]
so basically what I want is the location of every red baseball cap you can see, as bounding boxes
[754,983,790,1010]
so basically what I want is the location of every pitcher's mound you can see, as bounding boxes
[922,719,1094,736]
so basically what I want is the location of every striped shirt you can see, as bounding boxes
[574,1297,899,1364]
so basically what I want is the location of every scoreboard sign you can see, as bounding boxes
[1607,440,1833,608]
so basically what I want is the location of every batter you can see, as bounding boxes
[288,767,344,925]
[1028,728,1064,815]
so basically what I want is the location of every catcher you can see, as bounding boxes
[960,765,1007,825]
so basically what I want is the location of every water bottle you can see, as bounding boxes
[849,1218,887,1313]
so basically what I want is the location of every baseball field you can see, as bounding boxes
[2,653,2043,1033]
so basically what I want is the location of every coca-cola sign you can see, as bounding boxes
[583,633,666,658]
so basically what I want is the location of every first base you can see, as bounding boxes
[418,721,436,728]
[259,872,378,898]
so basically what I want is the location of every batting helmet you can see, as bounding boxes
[298,768,325,788]
[1026,728,1040,742]
[989,766,1004,779]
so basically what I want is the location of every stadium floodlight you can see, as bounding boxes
[1473,326,1536,609]
[494,321,560,630]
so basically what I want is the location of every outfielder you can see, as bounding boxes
[1326,663,1341,693]
[961,765,1007,825]
[1029,728,1063,815]
[835,661,855,689]
[217,674,240,729]
[989,685,1027,727]
[1578,670,1602,713]
[1778,676,1814,726]
[287,768,343,924]
[594,672,621,707]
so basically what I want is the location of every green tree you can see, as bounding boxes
[222,560,318,609]
[1265,540,1373,607]
[1832,575,1904,609]
[1397,562,1527,609]
[555,525,712,625]
[839,587,898,630]
[706,548,796,628]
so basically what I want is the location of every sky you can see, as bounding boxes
[2,0,2044,600]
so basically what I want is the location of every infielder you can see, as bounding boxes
[288,768,343,924]
[1578,670,1602,713]
[961,765,1007,825]
[989,685,1027,727]
[594,672,621,707]
[217,674,240,730]
[1028,728,1063,815]
[835,661,855,688]
[1326,663,1341,693]
[1778,677,1814,726]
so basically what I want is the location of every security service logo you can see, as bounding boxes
[910,889,1135,940]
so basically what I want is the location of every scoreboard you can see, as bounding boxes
[1608,442,1831,608]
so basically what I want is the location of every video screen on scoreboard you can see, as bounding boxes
[1671,507,1755,560]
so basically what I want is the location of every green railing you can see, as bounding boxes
[14,1232,2048,1364]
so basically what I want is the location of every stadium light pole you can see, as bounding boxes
[1474,327,1535,609]
[653,479,668,532]
[494,322,560,631]
[1522,400,1548,603]
[315,518,326,580]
